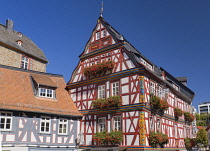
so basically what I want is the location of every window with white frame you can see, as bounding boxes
[98,85,105,99]
[98,117,106,132]
[149,116,154,130]
[21,56,29,69]
[150,81,155,94]
[40,116,51,133]
[174,124,177,138]
[38,88,54,98]
[112,82,119,96]
[156,118,161,131]
[0,112,12,131]
[96,32,100,40]
[102,29,107,38]
[113,116,121,131]
[58,119,68,135]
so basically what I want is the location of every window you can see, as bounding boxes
[40,116,51,133]
[98,117,106,132]
[150,81,155,94]
[157,118,161,131]
[96,32,100,40]
[58,119,68,135]
[149,116,154,130]
[102,29,107,38]
[113,116,121,131]
[98,85,105,99]
[21,56,29,69]
[38,88,54,98]
[112,82,119,96]
[0,112,12,131]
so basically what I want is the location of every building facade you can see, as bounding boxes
[198,102,210,114]
[0,20,48,72]
[0,20,82,151]
[67,16,195,150]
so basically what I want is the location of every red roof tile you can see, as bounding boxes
[0,66,82,116]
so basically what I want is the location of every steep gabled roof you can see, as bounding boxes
[0,21,48,63]
[76,16,195,103]
[0,64,82,117]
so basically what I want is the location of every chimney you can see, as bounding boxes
[6,19,14,32]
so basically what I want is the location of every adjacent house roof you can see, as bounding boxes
[0,20,48,63]
[0,64,82,117]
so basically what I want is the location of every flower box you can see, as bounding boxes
[184,112,194,122]
[91,96,122,110]
[149,131,169,148]
[93,131,123,146]
[83,61,115,79]
[150,94,169,112]
[174,107,183,117]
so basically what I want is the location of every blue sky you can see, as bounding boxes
[0,0,210,110]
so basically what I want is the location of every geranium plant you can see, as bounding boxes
[174,107,183,117]
[184,112,195,122]
[83,61,115,79]
[149,131,169,148]
[150,94,169,112]
[93,130,123,146]
[91,96,122,110]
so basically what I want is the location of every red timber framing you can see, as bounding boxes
[66,16,195,150]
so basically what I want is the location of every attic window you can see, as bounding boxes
[102,29,107,38]
[31,74,57,99]
[16,40,22,46]
[38,88,54,98]
[18,32,22,37]
[96,32,100,40]
[172,83,179,91]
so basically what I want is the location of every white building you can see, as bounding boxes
[198,102,210,114]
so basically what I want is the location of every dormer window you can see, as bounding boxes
[30,74,57,100]
[38,88,54,98]
[18,32,23,37]
[16,40,23,46]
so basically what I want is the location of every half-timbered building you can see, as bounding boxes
[66,16,195,150]
[0,20,82,151]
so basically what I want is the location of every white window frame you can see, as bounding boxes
[40,116,51,133]
[156,118,161,132]
[96,32,100,40]
[98,117,106,132]
[0,112,12,131]
[149,116,154,131]
[98,85,105,99]
[102,29,107,38]
[113,116,121,131]
[38,88,54,98]
[150,81,155,94]
[58,118,68,135]
[21,56,29,69]
[112,82,119,96]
